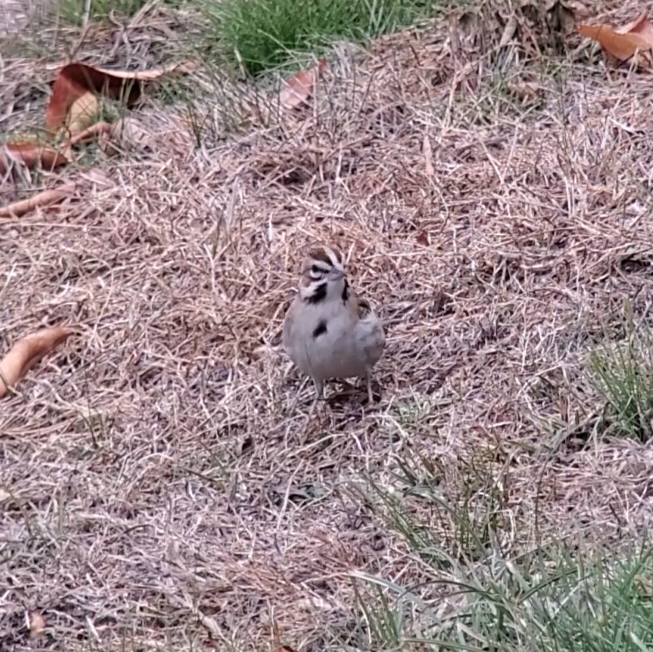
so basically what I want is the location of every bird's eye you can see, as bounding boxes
[310,264,321,275]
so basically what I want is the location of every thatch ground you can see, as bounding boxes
[2,1,653,649]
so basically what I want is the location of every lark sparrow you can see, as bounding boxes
[282,245,386,403]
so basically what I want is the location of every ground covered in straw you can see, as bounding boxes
[2,1,653,650]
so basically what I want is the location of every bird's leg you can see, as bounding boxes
[307,378,323,416]
[313,377,325,401]
[365,371,374,404]
[307,378,326,423]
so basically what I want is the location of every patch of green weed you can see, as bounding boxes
[351,451,653,652]
[58,0,182,26]
[362,445,510,566]
[589,298,653,443]
[351,543,653,652]
[202,0,447,75]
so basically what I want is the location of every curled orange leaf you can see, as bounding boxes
[279,58,328,110]
[66,91,100,138]
[67,121,112,148]
[0,182,77,218]
[0,327,74,398]
[0,142,69,176]
[578,14,653,65]
[616,12,653,44]
[45,61,196,134]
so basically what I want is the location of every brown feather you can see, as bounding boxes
[356,297,373,319]
[307,245,343,268]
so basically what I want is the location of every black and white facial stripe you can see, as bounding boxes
[305,282,327,304]
[301,245,347,304]
[306,246,344,280]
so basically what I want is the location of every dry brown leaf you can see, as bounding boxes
[578,20,653,65]
[456,11,480,41]
[559,0,591,18]
[0,327,73,398]
[45,61,196,133]
[0,182,76,218]
[616,12,653,45]
[279,58,328,110]
[508,80,542,102]
[0,142,69,176]
[67,121,112,149]
[66,91,99,137]
[423,133,434,179]
[28,612,46,639]
[416,230,430,246]
[103,116,154,155]
[547,0,578,36]
[197,612,221,638]
[499,15,518,47]
[93,60,198,80]
[79,167,114,188]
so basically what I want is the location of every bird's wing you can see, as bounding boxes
[282,296,300,351]
[356,297,373,320]
[353,295,386,365]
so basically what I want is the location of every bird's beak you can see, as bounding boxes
[328,268,345,281]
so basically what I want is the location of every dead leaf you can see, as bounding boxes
[196,611,221,638]
[0,142,69,176]
[416,231,430,246]
[578,22,653,65]
[507,80,542,102]
[279,58,328,110]
[0,327,73,398]
[559,0,590,19]
[45,61,196,134]
[547,0,578,37]
[457,11,480,41]
[423,133,434,179]
[250,344,277,362]
[67,121,112,149]
[66,91,99,137]
[0,182,76,218]
[28,612,46,639]
[79,167,114,187]
[616,12,653,45]
[94,60,198,80]
[499,15,518,47]
[103,116,153,155]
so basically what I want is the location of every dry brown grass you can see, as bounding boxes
[3,1,653,650]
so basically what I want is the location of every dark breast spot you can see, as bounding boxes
[312,319,328,338]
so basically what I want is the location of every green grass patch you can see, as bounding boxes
[351,543,653,652]
[368,446,510,566]
[349,450,653,652]
[201,0,447,75]
[589,298,653,443]
[58,0,182,25]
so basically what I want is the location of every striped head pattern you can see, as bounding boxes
[298,245,348,304]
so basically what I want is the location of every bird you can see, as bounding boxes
[282,244,386,404]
